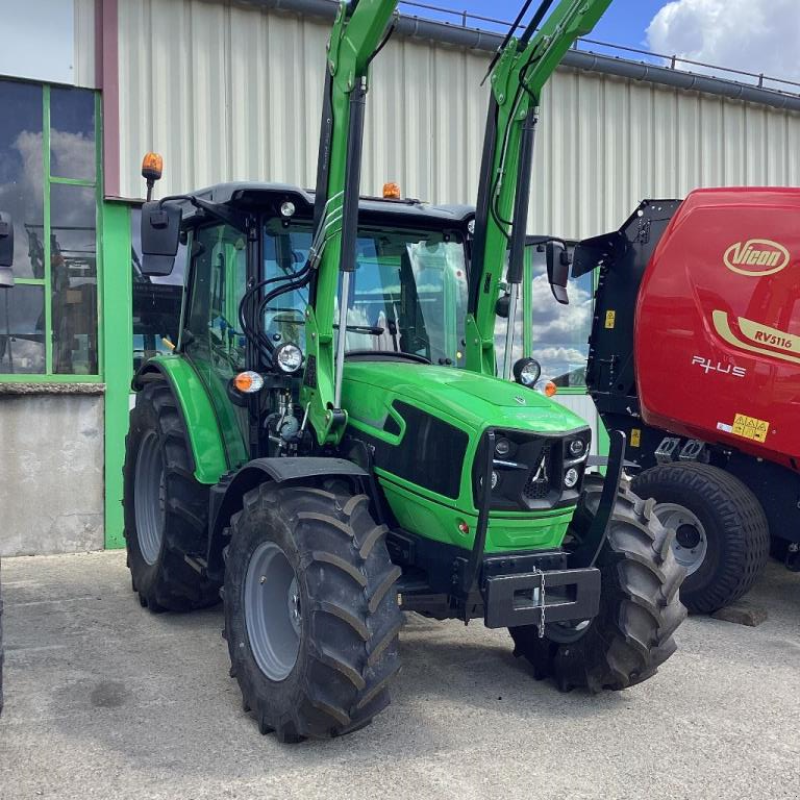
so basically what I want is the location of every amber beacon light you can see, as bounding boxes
[383,182,401,200]
[142,152,164,201]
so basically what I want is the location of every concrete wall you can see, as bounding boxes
[0,392,104,556]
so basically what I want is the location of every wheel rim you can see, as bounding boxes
[133,431,166,566]
[546,619,593,644]
[244,541,301,681]
[655,503,708,576]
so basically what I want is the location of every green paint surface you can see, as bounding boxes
[341,361,587,551]
[101,202,133,549]
[301,0,399,446]
[466,0,613,378]
[342,362,587,435]
[380,475,572,552]
[144,355,231,485]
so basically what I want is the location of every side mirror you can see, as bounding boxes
[546,240,571,305]
[495,293,511,319]
[141,201,182,276]
[0,212,15,288]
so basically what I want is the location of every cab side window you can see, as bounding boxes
[186,224,248,376]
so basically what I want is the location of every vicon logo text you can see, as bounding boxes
[724,239,790,276]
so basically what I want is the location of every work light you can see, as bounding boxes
[513,358,541,388]
[564,468,580,489]
[569,439,585,457]
[275,343,303,374]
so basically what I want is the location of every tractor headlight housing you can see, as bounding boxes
[569,439,585,458]
[564,434,590,466]
[564,467,580,489]
[513,357,542,388]
[473,428,591,512]
[274,342,303,374]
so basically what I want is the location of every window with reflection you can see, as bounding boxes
[0,79,100,378]
[262,219,468,366]
[493,243,594,387]
[530,250,594,387]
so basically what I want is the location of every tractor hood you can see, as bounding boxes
[341,361,587,435]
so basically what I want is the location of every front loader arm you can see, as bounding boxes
[301,0,398,446]
[465,0,612,378]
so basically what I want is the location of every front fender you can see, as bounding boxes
[133,356,229,485]
[206,457,369,579]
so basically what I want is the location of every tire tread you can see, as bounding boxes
[632,463,770,613]
[225,482,403,742]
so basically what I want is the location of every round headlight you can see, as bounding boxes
[495,438,511,457]
[467,219,476,235]
[569,439,585,457]
[564,468,580,489]
[274,342,303,374]
[513,357,542,388]
[491,470,499,490]
[280,201,296,218]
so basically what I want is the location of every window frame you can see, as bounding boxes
[0,81,102,383]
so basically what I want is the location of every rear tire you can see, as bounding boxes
[224,482,403,742]
[123,381,220,612]
[510,484,687,693]
[632,463,769,614]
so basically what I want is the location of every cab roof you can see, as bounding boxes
[177,181,474,227]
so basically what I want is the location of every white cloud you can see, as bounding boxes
[50,130,95,186]
[492,271,594,384]
[647,0,800,82]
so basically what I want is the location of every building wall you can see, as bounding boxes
[0,391,104,556]
[554,395,600,455]
[117,0,800,243]
[0,0,107,556]
[74,0,99,89]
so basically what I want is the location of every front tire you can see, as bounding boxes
[632,463,770,614]
[510,484,687,693]
[123,380,220,612]
[224,482,403,743]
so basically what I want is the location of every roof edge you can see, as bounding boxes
[241,0,800,114]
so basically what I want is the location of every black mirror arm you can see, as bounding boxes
[525,235,568,249]
[158,195,249,233]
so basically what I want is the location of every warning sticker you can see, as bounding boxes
[732,413,770,443]
[630,428,641,447]
[605,310,616,329]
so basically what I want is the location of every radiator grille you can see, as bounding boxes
[523,445,552,500]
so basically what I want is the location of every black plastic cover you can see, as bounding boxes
[141,201,183,276]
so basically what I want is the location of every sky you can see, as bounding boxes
[399,0,800,85]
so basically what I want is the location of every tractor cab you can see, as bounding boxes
[140,182,474,454]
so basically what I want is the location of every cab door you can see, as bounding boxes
[182,223,250,468]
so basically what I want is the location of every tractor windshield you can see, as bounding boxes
[263,219,468,366]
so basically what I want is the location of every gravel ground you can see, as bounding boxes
[0,550,798,800]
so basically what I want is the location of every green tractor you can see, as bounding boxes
[125,0,686,742]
